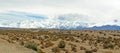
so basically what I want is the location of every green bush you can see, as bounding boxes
[25,42,37,51]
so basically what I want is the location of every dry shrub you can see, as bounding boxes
[44,41,54,48]
[71,46,77,52]
[24,42,37,51]
[58,40,66,48]
[91,48,97,52]
[52,47,60,53]
[104,51,112,53]
[85,50,93,53]
[37,49,45,53]
[80,46,86,50]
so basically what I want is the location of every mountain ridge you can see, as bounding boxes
[0,25,120,30]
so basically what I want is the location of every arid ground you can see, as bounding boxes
[0,38,36,53]
[0,29,120,53]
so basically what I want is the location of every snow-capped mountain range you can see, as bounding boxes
[0,11,120,30]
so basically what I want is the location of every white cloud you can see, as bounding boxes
[0,0,120,28]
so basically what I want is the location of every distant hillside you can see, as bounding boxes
[84,25,120,30]
[0,25,120,30]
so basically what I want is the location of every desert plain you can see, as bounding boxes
[0,29,120,53]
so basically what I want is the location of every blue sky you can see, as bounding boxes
[0,0,120,28]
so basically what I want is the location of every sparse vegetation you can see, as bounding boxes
[0,30,120,53]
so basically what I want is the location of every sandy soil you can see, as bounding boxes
[0,38,37,53]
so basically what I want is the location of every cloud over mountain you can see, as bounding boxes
[0,11,119,29]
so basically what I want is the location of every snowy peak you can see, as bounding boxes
[0,11,120,30]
